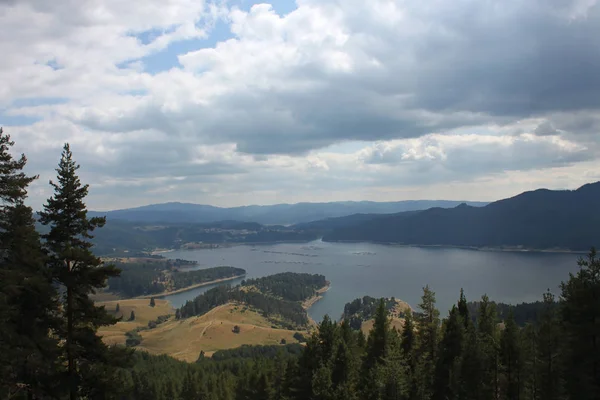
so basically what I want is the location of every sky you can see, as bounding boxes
[2,0,600,211]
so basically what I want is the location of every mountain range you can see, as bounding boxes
[322,182,600,251]
[82,182,600,254]
[91,200,488,226]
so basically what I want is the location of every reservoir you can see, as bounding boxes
[162,241,580,322]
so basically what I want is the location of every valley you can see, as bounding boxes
[98,271,327,361]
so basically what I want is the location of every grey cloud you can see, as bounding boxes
[362,135,593,178]
[74,0,600,157]
[535,121,559,136]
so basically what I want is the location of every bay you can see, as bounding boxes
[162,241,580,322]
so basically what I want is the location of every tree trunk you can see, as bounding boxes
[67,260,75,400]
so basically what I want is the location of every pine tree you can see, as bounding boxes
[415,285,440,400]
[500,309,522,400]
[381,328,408,400]
[365,299,391,368]
[116,303,120,313]
[536,290,562,400]
[458,323,483,400]
[150,297,156,307]
[0,128,60,398]
[129,310,136,321]
[520,323,538,400]
[457,288,471,329]
[433,305,465,400]
[333,320,360,399]
[400,310,417,400]
[39,143,122,400]
[560,248,600,400]
[477,295,500,400]
[362,299,391,400]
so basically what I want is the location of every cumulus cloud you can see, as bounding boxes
[1,0,600,209]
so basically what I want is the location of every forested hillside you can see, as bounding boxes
[241,272,328,302]
[177,271,328,328]
[106,260,246,298]
[324,182,600,250]
[103,251,600,399]
[88,220,320,256]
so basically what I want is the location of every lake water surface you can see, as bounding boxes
[163,241,580,322]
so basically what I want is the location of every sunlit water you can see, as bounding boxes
[162,241,580,321]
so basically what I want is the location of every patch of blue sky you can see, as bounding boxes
[124,89,148,96]
[1,97,69,126]
[236,0,297,15]
[121,0,297,74]
[0,112,41,126]
[128,25,178,46]
[135,18,234,74]
[325,141,372,154]
[46,59,63,70]
[11,97,69,108]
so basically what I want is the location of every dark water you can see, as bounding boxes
[162,241,580,322]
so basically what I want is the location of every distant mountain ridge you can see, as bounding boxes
[322,181,600,251]
[91,200,488,226]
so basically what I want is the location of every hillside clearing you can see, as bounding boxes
[97,299,174,346]
[138,303,307,362]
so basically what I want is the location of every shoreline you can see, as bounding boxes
[302,283,331,310]
[151,239,319,254]
[134,274,246,299]
[322,240,588,254]
[149,240,586,256]
[303,284,331,327]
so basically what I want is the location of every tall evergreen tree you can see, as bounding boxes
[400,310,417,400]
[560,248,600,400]
[0,129,60,398]
[536,290,562,400]
[414,285,440,400]
[458,323,483,400]
[500,309,523,400]
[433,305,465,400]
[520,323,538,400]
[365,299,391,368]
[39,143,122,399]
[458,288,471,329]
[477,295,500,400]
[363,299,400,400]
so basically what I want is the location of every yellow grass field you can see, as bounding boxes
[361,317,406,336]
[90,290,122,302]
[137,304,307,362]
[97,299,174,346]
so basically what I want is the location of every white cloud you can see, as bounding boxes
[2,0,600,210]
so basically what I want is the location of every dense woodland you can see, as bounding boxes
[171,266,246,291]
[177,277,313,328]
[88,219,321,256]
[241,272,328,302]
[106,260,245,298]
[1,128,600,399]
[343,295,555,331]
